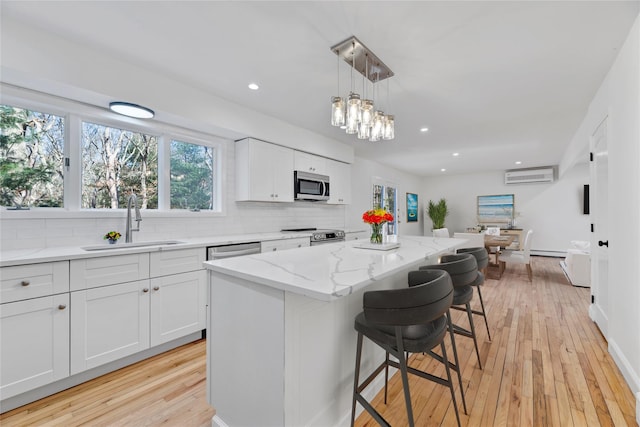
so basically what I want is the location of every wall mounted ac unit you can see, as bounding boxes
[504,167,555,184]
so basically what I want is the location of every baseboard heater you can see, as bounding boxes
[531,249,566,258]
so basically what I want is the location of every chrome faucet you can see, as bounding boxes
[125,194,142,243]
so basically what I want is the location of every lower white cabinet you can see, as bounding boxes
[345,231,369,241]
[71,281,150,374]
[261,237,310,253]
[150,270,206,346]
[0,294,70,399]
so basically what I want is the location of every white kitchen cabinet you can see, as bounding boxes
[150,270,207,346]
[70,280,150,374]
[345,230,369,241]
[70,253,149,291]
[1,261,69,304]
[0,294,70,399]
[236,138,294,202]
[326,159,351,205]
[149,248,207,346]
[294,151,327,175]
[149,247,205,277]
[261,237,310,253]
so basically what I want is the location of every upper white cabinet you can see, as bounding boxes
[236,138,294,202]
[326,159,351,205]
[294,151,327,175]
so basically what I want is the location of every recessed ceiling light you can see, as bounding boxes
[515,161,522,165]
[420,127,429,133]
[452,152,459,157]
[109,102,154,119]
[441,168,446,172]
[248,83,259,90]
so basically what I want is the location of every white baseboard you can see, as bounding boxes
[211,415,229,427]
[608,339,640,417]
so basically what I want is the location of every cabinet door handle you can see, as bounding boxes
[21,280,30,286]
[598,240,609,247]
[153,286,160,291]
[58,304,66,310]
[143,288,149,293]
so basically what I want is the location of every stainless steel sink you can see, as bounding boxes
[81,240,185,251]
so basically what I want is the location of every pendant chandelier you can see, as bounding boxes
[330,36,394,141]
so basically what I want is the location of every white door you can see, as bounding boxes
[590,117,609,337]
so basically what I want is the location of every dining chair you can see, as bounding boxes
[485,227,501,261]
[433,228,450,238]
[499,229,534,281]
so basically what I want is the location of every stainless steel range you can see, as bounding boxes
[281,228,345,246]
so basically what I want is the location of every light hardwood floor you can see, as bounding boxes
[1,257,637,426]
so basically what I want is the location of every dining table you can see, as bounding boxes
[484,234,515,278]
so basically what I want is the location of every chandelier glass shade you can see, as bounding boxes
[330,36,394,141]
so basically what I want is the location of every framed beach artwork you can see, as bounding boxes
[406,193,418,222]
[477,194,514,224]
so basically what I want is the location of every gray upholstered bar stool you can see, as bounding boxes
[350,269,461,427]
[456,247,492,341]
[420,253,483,369]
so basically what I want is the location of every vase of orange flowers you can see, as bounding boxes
[362,208,394,244]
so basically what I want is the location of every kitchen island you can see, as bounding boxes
[203,236,464,427]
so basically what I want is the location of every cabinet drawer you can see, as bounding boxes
[150,248,205,277]
[261,237,310,253]
[70,253,150,291]
[1,261,69,304]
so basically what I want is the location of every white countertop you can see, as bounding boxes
[204,236,465,301]
[0,232,311,267]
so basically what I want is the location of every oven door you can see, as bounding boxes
[294,171,330,201]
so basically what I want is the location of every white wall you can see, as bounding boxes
[420,164,590,254]
[345,157,425,236]
[568,15,640,406]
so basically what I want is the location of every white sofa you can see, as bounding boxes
[560,241,591,287]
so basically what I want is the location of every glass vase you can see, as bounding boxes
[370,223,383,244]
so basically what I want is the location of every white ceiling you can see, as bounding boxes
[2,1,638,177]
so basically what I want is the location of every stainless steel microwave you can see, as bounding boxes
[294,170,330,201]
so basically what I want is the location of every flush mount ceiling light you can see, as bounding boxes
[109,102,154,119]
[248,83,260,90]
[330,36,394,141]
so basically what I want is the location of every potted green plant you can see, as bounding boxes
[427,198,449,230]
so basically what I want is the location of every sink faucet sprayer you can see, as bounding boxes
[125,194,142,243]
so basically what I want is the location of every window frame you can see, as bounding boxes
[1,85,227,218]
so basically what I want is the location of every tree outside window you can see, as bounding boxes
[170,140,215,210]
[82,122,158,209]
[0,105,65,208]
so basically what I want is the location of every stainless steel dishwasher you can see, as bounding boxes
[206,241,261,260]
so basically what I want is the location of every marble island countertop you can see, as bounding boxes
[204,236,465,301]
[0,231,315,267]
